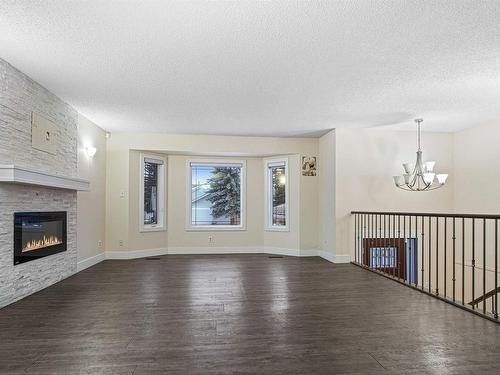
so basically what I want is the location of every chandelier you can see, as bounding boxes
[393,119,448,191]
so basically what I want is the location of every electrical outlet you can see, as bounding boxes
[98,240,103,248]
[208,235,214,243]
[119,240,124,247]
[120,189,126,198]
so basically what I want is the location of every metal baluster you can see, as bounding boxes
[462,218,465,306]
[362,214,366,266]
[385,215,388,274]
[415,215,418,286]
[392,214,396,278]
[436,217,439,296]
[421,216,425,291]
[354,214,357,263]
[472,219,475,310]
[402,215,406,282]
[429,217,432,293]
[452,217,456,302]
[483,218,486,315]
[408,215,412,284]
[495,219,498,319]
[444,218,447,298]
[376,215,381,268]
[398,215,401,281]
[363,214,365,264]
[384,215,387,274]
[365,214,368,265]
[369,214,372,268]
[360,213,363,264]
[356,214,366,263]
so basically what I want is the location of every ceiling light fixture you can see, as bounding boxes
[393,119,448,191]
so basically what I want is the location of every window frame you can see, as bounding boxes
[186,159,247,231]
[265,158,289,232]
[139,152,167,232]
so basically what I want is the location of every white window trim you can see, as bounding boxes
[186,159,246,231]
[264,158,289,232]
[139,152,167,232]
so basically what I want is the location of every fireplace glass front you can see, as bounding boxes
[14,212,67,265]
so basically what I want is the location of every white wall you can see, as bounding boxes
[105,133,319,255]
[77,114,107,266]
[451,122,500,304]
[453,122,500,214]
[334,127,455,260]
[168,155,264,250]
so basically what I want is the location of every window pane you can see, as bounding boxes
[369,247,396,268]
[271,166,286,226]
[144,161,159,225]
[191,165,241,226]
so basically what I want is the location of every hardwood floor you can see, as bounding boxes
[1,254,499,374]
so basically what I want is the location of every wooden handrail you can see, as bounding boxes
[351,211,500,220]
[469,286,500,307]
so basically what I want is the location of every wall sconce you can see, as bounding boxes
[85,145,97,158]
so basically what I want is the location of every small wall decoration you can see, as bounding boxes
[32,112,57,155]
[302,156,317,176]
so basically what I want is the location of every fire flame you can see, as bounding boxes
[22,235,62,252]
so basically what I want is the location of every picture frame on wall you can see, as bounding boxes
[301,156,317,176]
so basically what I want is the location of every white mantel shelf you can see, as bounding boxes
[0,165,90,191]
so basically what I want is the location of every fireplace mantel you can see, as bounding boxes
[0,165,90,191]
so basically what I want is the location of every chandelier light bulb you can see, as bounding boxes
[393,175,404,186]
[423,172,435,184]
[424,161,436,172]
[436,174,448,185]
[403,163,414,174]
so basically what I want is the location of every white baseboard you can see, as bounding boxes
[77,252,105,272]
[299,249,320,257]
[262,247,301,257]
[169,246,318,258]
[168,246,262,255]
[105,247,168,260]
[100,246,350,264]
[318,250,351,264]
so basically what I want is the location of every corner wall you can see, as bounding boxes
[318,130,336,258]
[76,114,107,270]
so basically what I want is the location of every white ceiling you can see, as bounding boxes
[1,1,499,136]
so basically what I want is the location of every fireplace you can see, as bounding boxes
[14,212,67,265]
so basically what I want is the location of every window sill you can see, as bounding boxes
[140,226,166,233]
[265,226,289,232]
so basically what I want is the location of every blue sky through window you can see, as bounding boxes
[191,166,213,186]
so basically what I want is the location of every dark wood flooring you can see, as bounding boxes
[1,254,499,374]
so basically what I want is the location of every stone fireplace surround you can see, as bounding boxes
[0,58,84,308]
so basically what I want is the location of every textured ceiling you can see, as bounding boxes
[0,1,499,136]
